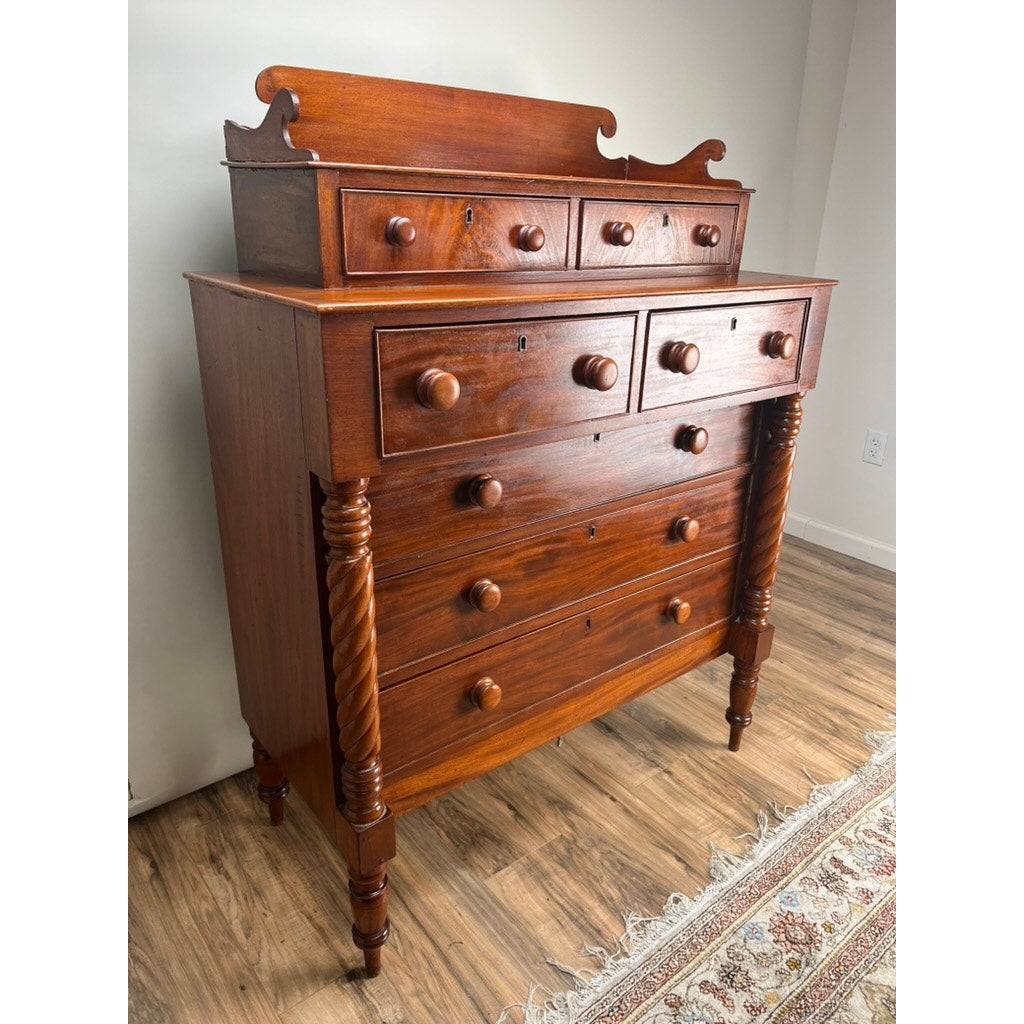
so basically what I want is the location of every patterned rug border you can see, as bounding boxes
[500,729,896,1024]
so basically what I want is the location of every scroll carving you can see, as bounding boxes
[628,139,743,188]
[244,65,628,178]
[726,393,804,750]
[320,477,391,977]
[224,88,320,163]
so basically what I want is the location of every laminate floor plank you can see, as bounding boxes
[128,538,896,1024]
[128,810,283,1024]
[165,773,359,1011]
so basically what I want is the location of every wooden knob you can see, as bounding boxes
[416,368,461,411]
[385,216,416,247]
[471,677,502,711]
[767,331,797,360]
[666,342,701,375]
[581,355,619,392]
[468,578,502,612]
[469,474,503,509]
[672,516,700,543]
[695,224,722,247]
[677,425,709,454]
[516,225,546,252]
[607,221,635,246]
[667,598,692,624]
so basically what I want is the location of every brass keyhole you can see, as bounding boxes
[465,207,474,225]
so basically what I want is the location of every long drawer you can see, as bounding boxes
[379,554,739,774]
[370,403,757,567]
[641,300,807,410]
[376,315,636,455]
[375,473,748,674]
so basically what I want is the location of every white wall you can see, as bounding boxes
[784,0,897,568]
[127,0,889,813]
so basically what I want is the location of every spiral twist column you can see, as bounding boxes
[726,392,805,751]
[320,477,392,978]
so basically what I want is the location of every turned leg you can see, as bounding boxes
[250,730,290,825]
[726,392,804,751]
[321,477,395,978]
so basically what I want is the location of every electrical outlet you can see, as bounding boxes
[863,429,887,466]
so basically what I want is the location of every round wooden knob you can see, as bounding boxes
[581,355,619,392]
[767,331,797,360]
[516,224,546,252]
[695,224,722,247]
[673,516,701,543]
[468,578,502,612]
[469,474,503,509]
[666,342,701,375]
[667,598,692,624]
[677,425,709,454]
[471,677,502,711]
[416,368,461,411]
[607,221,635,246]
[385,216,416,247]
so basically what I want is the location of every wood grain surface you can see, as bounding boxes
[128,537,895,1024]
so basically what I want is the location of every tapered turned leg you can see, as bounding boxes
[321,478,395,979]
[250,730,289,825]
[726,392,805,750]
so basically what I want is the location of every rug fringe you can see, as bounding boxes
[502,728,895,1024]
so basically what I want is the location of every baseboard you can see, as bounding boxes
[127,750,252,818]
[784,513,896,571]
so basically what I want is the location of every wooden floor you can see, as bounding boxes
[128,537,896,1024]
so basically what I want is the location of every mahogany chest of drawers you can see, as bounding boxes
[186,66,835,977]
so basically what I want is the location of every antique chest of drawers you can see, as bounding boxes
[186,66,835,977]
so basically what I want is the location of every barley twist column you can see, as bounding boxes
[320,477,393,978]
[726,392,805,751]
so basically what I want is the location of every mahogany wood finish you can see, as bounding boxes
[377,315,635,454]
[367,404,757,568]
[319,478,393,977]
[378,557,738,775]
[343,191,570,274]
[579,201,738,270]
[677,425,710,454]
[415,368,461,411]
[373,474,748,675]
[468,473,503,509]
[642,300,807,411]
[726,393,805,751]
[250,731,289,826]
[190,67,835,977]
[471,677,502,711]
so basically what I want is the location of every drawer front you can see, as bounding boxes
[375,473,749,673]
[377,315,635,455]
[641,300,807,411]
[370,403,757,566]
[578,200,738,269]
[379,555,739,772]
[342,190,570,274]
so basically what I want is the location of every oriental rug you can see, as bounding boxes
[508,733,895,1024]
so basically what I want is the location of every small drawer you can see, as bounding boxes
[377,315,635,455]
[370,403,757,566]
[379,555,739,773]
[374,473,749,673]
[342,190,570,274]
[641,300,807,411]
[578,200,738,269]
